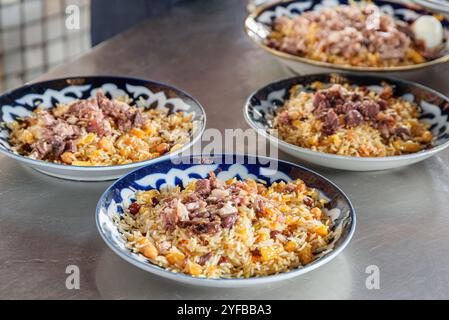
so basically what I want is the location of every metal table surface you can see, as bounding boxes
[1,0,449,300]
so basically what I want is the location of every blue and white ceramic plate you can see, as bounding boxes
[244,73,449,171]
[0,76,206,181]
[244,0,449,76]
[414,0,449,15]
[96,154,355,287]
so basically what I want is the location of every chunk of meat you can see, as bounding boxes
[303,196,314,207]
[394,125,411,139]
[218,202,238,216]
[53,121,78,139]
[86,119,105,135]
[345,109,363,127]
[176,201,190,222]
[221,214,237,229]
[162,208,178,231]
[335,101,356,115]
[37,110,55,126]
[65,140,77,153]
[322,109,339,135]
[50,136,66,157]
[34,141,52,159]
[132,109,145,127]
[195,179,211,196]
[210,189,229,200]
[359,100,380,120]
[377,99,388,111]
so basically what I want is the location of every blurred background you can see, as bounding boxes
[0,0,205,92]
[0,0,91,92]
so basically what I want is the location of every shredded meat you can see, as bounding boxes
[195,179,211,196]
[268,3,445,67]
[14,91,151,160]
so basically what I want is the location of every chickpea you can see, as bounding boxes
[61,152,76,164]
[142,244,158,260]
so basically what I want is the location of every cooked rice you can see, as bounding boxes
[267,2,445,67]
[115,174,336,278]
[271,82,433,157]
[6,93,195,166]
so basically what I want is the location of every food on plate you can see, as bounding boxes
[272,81,433,157]
[5,92,195,166]
[115,173,336,278]
[266,2,448,67]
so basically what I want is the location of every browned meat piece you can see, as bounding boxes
[322,109,339,135]
[188,210,210,220]
[37,110,55,126]
[65,141,77,153]
[345,109,363,127]
[117,118,133,132]
[376,114,396,138]
[86,119,108,136]
[359,100,380,120]
[335,101,356,115]
[313,92,328,109]
[128,202,141,215]
[97,91,134,124]
[50,136,66,157]
[195,179,211,196]
[221,214,237,229]
[34,141,52,159]
[133,109,145,127]
[377,99,388,111]
[96,92,116,114]
[39,128,54,140]
[394,125,411,139]
[53,121,79,139]
[326,85,345,105]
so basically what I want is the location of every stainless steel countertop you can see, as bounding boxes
[1,0,449,299]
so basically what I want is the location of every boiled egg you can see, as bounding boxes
[412,15,444,49]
